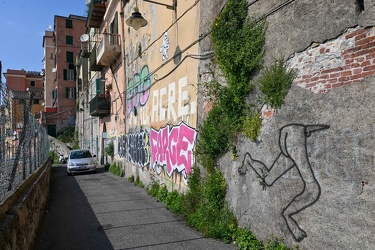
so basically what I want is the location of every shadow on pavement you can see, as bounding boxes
[33,165,114,250]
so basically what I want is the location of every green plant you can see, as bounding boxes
[104,163,110,170]
[128,175,135,182]
[264,235,290,250]
[156,185,168,202]
[197,0,266,169]
[258,59,297,108]
[135,175,144,188]
[147,181,160,197]
[165,190,183,213]
[49,150,59,164]
[105,140,115,159]
[109,162,123,177]
[242,112,262,141]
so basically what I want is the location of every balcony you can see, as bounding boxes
[87,0,107,28]
[89,45,104,71]
[96,33,121,66]
[90,94,110,117]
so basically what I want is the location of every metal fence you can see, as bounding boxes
[0,83,50,200]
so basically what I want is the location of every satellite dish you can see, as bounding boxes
[80,34,89,42]
[47,25,52,30]
[52,68,56,72]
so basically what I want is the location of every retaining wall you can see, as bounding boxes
[0,158,51,250]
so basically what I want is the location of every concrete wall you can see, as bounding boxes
[198,0,375,249]
[0,159,51,250]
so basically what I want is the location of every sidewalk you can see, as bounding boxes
[34,165,237,250]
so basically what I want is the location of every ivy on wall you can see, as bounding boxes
[198,0,266,165]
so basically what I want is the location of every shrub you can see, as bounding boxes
[165,190,183,213]
[105,140,115,159]
[258,59,297,108]
[156,185,168,202]
[147,181,160,197]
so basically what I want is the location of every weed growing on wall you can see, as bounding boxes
[258,60,297,108]
[109,162,124,177]
[135,175,145,188]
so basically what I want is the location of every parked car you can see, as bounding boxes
[67,149,97,175]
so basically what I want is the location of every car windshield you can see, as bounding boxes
[70,151,92,159]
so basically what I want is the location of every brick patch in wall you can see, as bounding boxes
[287,26,375,94]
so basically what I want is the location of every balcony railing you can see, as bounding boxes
[90,94,110,117]
[89,44,104,71]
[87,0,107,28]
[96,33,121,66]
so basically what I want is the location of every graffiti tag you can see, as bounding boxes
[150,122,197,178]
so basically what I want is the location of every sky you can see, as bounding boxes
[0,0,87,83]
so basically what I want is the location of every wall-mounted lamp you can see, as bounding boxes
[126,10,148,30]
[126,0,176,30]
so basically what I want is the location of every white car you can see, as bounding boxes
[67,149,97,175]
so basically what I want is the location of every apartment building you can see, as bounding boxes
[79,0,200,191]
[42,14,86,137]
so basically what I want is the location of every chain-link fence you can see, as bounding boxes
[0,83,50,200]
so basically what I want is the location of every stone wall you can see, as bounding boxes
[0,159,51,250]
[198,0,375,249]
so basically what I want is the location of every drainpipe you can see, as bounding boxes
[120,0,127,176]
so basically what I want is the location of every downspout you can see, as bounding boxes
[120,0,127,175]
[120,0,127,118]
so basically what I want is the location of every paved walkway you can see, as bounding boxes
[34,165,237,250]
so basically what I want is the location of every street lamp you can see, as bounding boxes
[126,0,177,30]
[126,9,147,30]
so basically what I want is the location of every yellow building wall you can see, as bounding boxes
[122,0,200,191]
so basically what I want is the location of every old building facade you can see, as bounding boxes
[43,15,86,137]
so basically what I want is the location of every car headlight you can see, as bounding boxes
[90,160,96,165]
[67,162,75,167]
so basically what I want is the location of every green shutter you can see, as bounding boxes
[63,69,67,80]
[96,78,101,95]
[66,52,73,63]
[66,19,72,28]
[66,36,73,45]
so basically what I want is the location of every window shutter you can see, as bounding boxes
[63,69,67,80]
[66,51,73,63]
[74,87,77,99]
[66,87,69,98]
[96,78,101,95]
[66,36,73,45]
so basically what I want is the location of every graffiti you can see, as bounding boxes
[118,135,126,158]
[125,130,150,168]
[238,124,330,242]
[151,76,197,122]
[150,121,197,178]
[160,32,170,61]
[126,65,152,116]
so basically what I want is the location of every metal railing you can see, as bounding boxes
[0,84,50,200]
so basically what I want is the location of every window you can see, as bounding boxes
[66,36,73,45]
[63,69,76,81]
[66,87,76,99]
[52,90,57,100]
[66,19,73,28]
[30,80,35,86]
[50,53,56,59]
[109,12,119,45]
[66,51,74,63]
